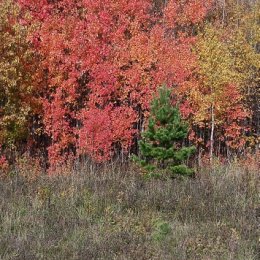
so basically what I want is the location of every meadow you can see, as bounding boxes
[0,158,259,260]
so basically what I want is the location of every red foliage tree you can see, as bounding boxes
[18,0,211,169]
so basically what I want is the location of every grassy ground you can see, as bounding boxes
[0,159,259,260]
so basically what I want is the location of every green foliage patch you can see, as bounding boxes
[135,87,195,178]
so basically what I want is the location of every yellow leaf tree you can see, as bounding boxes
[187,24,249,162]
[0,0,38,153]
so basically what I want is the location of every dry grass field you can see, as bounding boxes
[0,159,259,260]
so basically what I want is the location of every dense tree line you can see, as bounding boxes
[0,0,259,171]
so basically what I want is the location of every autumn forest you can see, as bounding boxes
[0,0,259,259]
[0,0,259,171]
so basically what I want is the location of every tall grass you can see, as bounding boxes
[0,159,259,260]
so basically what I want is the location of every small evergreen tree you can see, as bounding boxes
[136,87,195,177]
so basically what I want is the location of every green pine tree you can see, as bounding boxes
[135,87,196,177]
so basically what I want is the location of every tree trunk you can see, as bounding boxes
[222,0,226,26]
[210,104,215,164]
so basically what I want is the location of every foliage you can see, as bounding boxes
[0,0,258,168]
[181,24,249,158]
[223,1,260,149]
[136,87,195,177]
[0,0,37,150]
[0,155,9,176]
[191,0,260,155]
[17,0,211,168]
